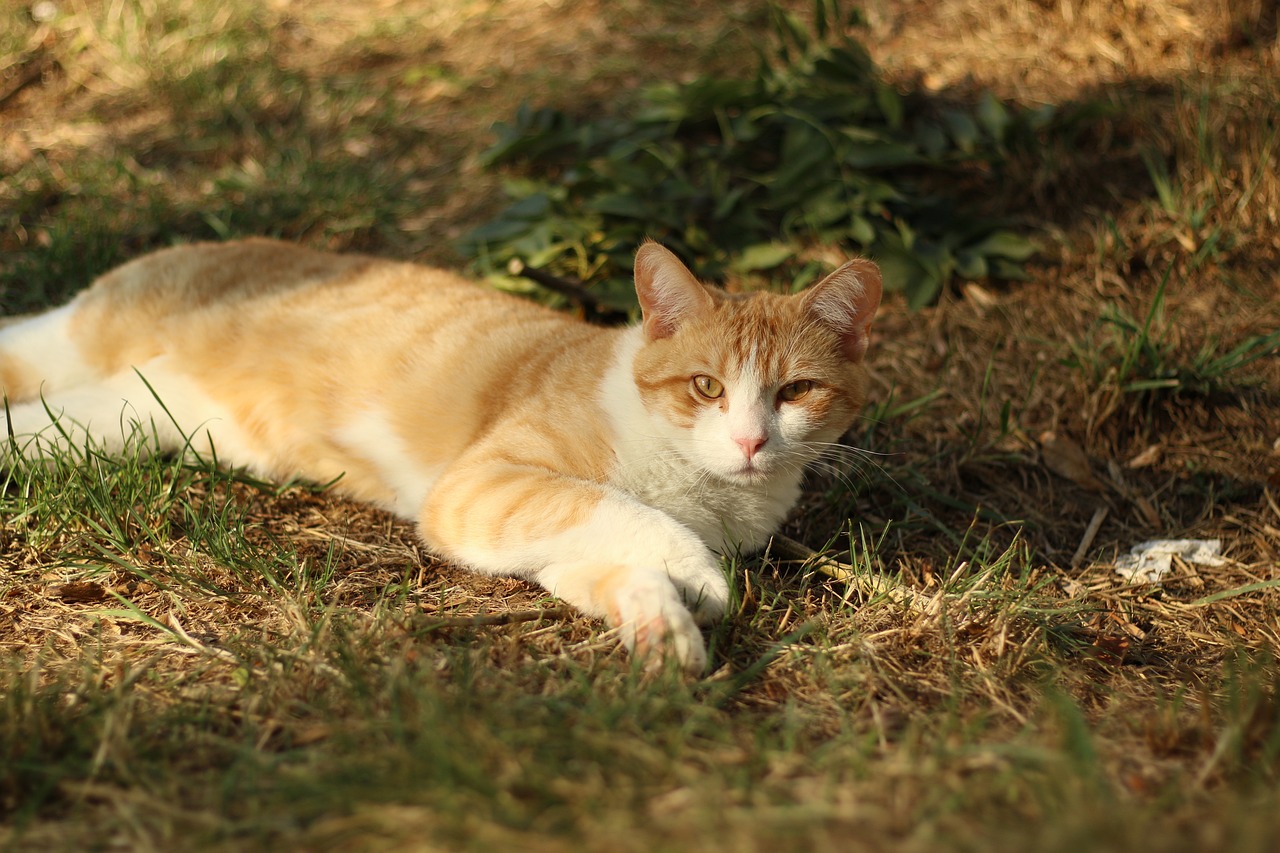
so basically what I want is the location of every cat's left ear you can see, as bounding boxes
[801,259,882,362]
[634,242,715,340]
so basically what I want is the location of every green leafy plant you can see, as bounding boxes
[462,2,1041,309]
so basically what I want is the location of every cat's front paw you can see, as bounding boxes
[664,552,730,627]
[603,569,708,674]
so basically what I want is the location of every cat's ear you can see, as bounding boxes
[801,259,882,362]
[634,242,715,340]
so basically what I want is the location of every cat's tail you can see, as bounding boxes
[1,303,110,462]
[0,341,38,404]
[0,302,97,404]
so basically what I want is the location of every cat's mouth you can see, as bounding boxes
[726,459,771,483]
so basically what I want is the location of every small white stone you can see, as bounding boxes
[31,1,58,22]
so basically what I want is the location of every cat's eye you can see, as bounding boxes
[692,375,724,399]
[778,380,814,402]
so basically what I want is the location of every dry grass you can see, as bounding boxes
[3,0,1280,850]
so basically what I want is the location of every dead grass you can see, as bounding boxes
[3,0,1280,850]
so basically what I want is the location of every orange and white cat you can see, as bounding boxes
[1,240,881,671]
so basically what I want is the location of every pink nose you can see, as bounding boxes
[734,436,766,460]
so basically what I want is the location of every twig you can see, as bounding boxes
[1071,506,1109,568]
[770,534,927,612]
[416,606,574,632]
[507,259,630,324]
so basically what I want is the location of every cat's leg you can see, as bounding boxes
[421,462,729,672]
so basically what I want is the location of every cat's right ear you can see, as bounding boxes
[801,258,883,363]
[634,242,715,340]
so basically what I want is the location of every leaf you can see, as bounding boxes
[873,245,941,308]
[459,217,534,248]
[990,258,1032,281]
[904,268,944,309]
[732,242,795,272]
[849,215,876,247]
[874,82,904,129]
[479,106,566,165]
[772,8,813,58]
[1038,430,1107,492]
[814,0,831,39]
[792,185,852,231]
[812,43,873,82]
[914,122,949,160]
[503,192,554,220]
[943,109,980,154]
[773,123,834,192]
[55,581,108,603]
[966,230,1037,261]
[840,140,926,169]
[1126,444,1163,469]
[525,240,576,269]
[585,193,650,219]
[976,91,1011,142]
[954,251,988,280]
[712,184,751,221]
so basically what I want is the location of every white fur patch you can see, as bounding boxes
[694,366,772,475]
[333,408,440,516]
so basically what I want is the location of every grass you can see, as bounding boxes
[3,0,1280,850]
[1064,264,1280,420]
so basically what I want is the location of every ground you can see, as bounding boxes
[1,1,1278,850]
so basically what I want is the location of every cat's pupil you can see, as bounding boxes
[779,380,814,402]
[693,375,724,399]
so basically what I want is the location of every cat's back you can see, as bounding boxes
[40,238,618,501]
[68,238,571,373]
[77,238,426,323]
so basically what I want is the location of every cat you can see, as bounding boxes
[1,239,881,672]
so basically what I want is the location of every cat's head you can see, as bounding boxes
[631,242,881,485]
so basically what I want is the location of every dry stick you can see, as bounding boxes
[1264,487,1280,524]
[770,534,928,612]
[1071,505,1109,568]
[417,606,574,632]
[508,260,631,325]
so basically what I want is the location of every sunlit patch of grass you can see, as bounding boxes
[0,0,429,313]
[3,415,286,590]
[2,1,1280,850]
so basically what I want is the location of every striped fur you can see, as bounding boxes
[1,239,881,671]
